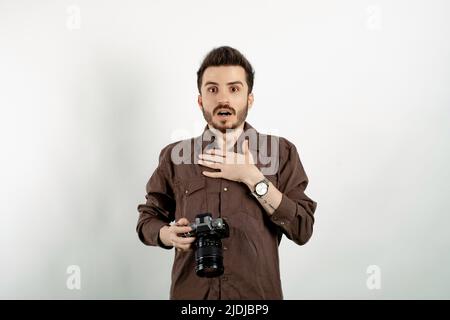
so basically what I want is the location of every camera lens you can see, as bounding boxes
[195,235,224,278]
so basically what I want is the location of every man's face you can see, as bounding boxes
[198,66,254,133]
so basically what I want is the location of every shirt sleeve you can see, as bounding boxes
[270,143,317,245]
[136,145,176,249]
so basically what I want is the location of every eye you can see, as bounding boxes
[230,86,239,93]
[208,87,217,93]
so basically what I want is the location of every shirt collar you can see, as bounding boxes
[196,121,259,154]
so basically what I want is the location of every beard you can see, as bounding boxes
[201,103,249,134]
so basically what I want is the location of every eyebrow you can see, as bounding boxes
[204,81,244,87]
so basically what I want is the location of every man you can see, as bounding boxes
[136,46,317,299]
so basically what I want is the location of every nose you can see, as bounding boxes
[216,91,230,105]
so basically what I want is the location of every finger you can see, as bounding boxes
[176,218,190,226]
[175,236,196,245]
[242,139,249,154]
[172,225,193,234]
[177,244,192,251]
[206,148,226,156]
[205,148,220,154]
[171,237,192,250]
[202,171,223,178]
[173,240,192,250]
[225,151,236,158]
[243,140,254,164]
[205,148,216,154]
[224,152,239,165]
[198,154,224,163]
[198,159,222,169]
[201,150,225,157]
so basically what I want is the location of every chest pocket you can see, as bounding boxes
[180,177,207,222]
[241,174,279,221]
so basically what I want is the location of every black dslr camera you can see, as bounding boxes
[182,213,229,278]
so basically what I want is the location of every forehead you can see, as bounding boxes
[202,65,247,86]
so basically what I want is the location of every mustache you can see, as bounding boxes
[213,105,235,115]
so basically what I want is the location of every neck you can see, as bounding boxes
[208,122,245,151]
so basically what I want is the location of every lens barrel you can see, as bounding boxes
[195,235,224,277]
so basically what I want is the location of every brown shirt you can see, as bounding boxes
[136,122,317,299]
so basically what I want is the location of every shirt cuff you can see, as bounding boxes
[139,219,173,250]
[270,193,297,227]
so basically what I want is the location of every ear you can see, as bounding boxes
[247,93,254,109]
[197,94,203,110]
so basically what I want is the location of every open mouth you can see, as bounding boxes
[215,109,233,118]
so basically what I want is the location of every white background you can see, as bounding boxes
[0,0,449,299]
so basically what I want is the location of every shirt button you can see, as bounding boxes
[185,190,189,194]
[223,187,228,192]
[223,246,228,251]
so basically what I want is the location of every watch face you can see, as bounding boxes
[255,182,268,196]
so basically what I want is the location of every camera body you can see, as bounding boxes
[182,213,229,278]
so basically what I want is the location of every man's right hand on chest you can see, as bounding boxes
[159,218,196,251]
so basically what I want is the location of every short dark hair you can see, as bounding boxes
[196,46,255,94]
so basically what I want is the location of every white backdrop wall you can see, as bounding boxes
[0,0,449,299]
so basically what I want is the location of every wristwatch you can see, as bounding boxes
[252,178,269,198]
